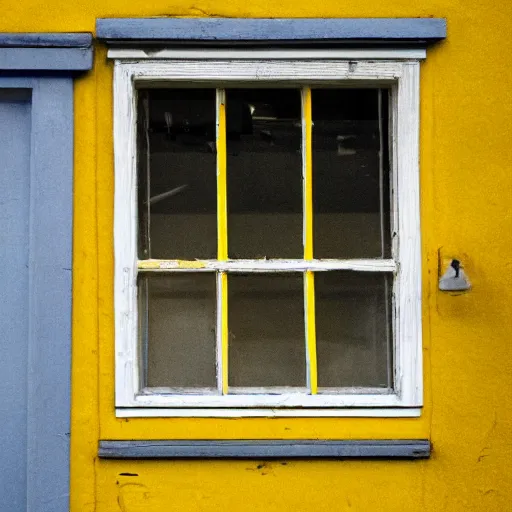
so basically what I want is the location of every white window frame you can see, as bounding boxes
[112,51,423,417]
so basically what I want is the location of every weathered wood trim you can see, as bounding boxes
[114,60,404,83]
[113,61,140,407]
[137,259,397,272]
[117,407,422,418]
[108,48,427,60]
[393,62,422,406]
[128,391,406,408]
[96,17,446,44]
[113,58,422,412]
[98,439,431,459]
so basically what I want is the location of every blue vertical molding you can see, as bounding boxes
[0,33,91,512]
[0,75,74,512]
[27,77,74,512]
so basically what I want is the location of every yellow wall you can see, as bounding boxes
[3,2,512,511]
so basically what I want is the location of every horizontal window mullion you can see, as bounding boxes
[137,259,396,272]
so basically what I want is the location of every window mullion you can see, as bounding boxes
[378,88,393,389]
[216,272,228,394]
[137,259,397,272]
[217,88,228,261]
[305,271,318,394]
[302,86,313,260]
[302,86,318,395]
[216,89,229,395]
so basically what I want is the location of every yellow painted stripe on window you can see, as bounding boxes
[217,90,228,394]
[221,272,229,394]
[303,88,317,394]
[217,89,228,261]
[305,270,318,394]
[302,86,313,260]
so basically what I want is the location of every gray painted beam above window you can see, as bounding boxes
[96,18,446,46]
[99,439,431,459]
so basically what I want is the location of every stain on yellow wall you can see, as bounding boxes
[3,2,512,511]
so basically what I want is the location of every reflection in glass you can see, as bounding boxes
[315,271,392,388]
[228,274,306,388]
[227,89,303,259]
[144,273,217,389]
[138,88,217,260]
[312,89,391,259]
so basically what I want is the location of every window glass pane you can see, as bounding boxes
[315,272,392,388]
[312,89,391,259]
[228,274,306,388]
[144,273,217,389]
[138,88,217,260]
[227,89,303,259]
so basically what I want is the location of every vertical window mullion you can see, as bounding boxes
[302,87,313,261]
[216,272,228,394]
[216,89,229,394]
[378,89,393,389]
[390,84,400,394]
[217,88,228,261]
[304,271,317,394]
[302,86,318,395]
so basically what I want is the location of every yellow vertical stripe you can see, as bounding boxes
[302,86,313,260]
[303,87,317,394]
[217,90,229,393]
[217,89,228,261]
[221,272,229,394]
[305,270,318,394]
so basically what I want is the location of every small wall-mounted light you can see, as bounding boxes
[439,259,471,292]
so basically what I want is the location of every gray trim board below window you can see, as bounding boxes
[99,440,431,459]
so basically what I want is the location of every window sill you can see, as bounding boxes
[115,407,422,418]
[99,439,430,459]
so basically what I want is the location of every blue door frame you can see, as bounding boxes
[0,33,92,512]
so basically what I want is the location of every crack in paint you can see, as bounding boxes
[477,412,498,463]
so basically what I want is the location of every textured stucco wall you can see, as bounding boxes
[3,2,512,510]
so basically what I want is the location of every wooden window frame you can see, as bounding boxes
[113,54,422,417]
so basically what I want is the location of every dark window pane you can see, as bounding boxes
[315,272,392,388]
[144,274,217,389]
[312,89,391,259]
[227,89,303,259]
[228,274,306,387]
[138,89,217,260]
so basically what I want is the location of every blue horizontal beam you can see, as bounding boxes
[96,18,446,44]
[0,33,93,71]
[0,48,93,71]
[0,33,92,48]
[99,439,431,459]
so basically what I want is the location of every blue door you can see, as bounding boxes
[0,78,73,512]
[0,88,32,511]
